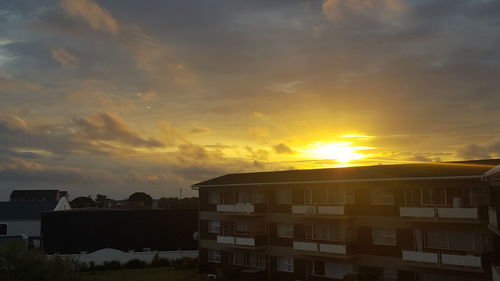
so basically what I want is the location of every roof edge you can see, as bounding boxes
[192,174,484,188]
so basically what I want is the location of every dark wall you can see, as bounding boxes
[41,209,198,254]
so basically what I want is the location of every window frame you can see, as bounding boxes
[372,227,397,246]
[277,256,294,273]
[277,223,294,238]
[208,220,221,234]
[207,249,222,263]
[276,190,292,205]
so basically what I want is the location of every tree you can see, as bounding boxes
[157,197,199,209]
[70,196,95,208]
[128,192,153,208]
[95,194,113,208]
[0,241,84,281]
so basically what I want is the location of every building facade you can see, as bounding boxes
[193,159,500,281]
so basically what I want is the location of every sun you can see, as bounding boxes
[310,141,370,164]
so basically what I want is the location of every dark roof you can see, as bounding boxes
[0,201,58,220]
[10,190,62,201]
[193,159,500,187]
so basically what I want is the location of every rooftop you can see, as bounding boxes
[193,159,500,187]
[0,201,59,220]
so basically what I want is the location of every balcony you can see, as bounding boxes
[292,205,346,216]
[489,207,499,235]
[400,207,435,218]
[217,235,259,247]
[402,250,482,269]
[441,253,481,268]
[216,203,255,214]
[317,206,345,216]
[319,243,347,255]
[400,207,479,220]
[402,250,438,264]
[293,241,317,252]
[437,208,478,219]
[292,205,316,215]
[493,265,500,281]
[217,235,235,244]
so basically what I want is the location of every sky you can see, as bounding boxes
[1,0,500,200]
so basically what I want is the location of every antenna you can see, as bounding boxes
[179,188,182,199]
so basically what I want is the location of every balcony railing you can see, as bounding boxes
[400,207,479,219]
[402,250,438,264]
[217,235,257,247]
[216,203,255,214]
[292,205,316,215]
[317,205,345,215]
[400,207,435,218]
[318,243,347,255]
[489,207,499,233]
[402,250,482,268]
[217,235,235,244]
[437,208,478,219]
[441,253,481,268]
[293,241,317,252]
[493,265,500,281]
[292,205,345,216]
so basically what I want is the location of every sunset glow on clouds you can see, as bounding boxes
[1,0,500,199]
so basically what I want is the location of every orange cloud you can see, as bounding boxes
[61,0,119,35]
[51,48,80,69]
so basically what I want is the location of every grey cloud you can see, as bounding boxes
[273,143,296,155]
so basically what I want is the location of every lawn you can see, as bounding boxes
[82,267,209,281]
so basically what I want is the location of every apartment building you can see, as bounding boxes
[193,159,500,281]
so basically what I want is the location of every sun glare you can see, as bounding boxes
[309,141,372,164]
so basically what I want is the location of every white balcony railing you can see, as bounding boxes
[293,241,317,252]
[217,235,235,244]
[235,237,255,246]
[400,207,435,218]
[489,207,498,229]
[438,208,478,219]
[292,205,316,215]
[441,253,481,268]
[493,265,500,281]
[319,243,347,255]
[216,203,254,213]
[317,205,344,215]
[402,250,438,264]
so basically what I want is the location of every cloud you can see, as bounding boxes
[322,0,405,22]
[247,127,270,138]
[60,0,119,35]
[73,112,163,148]
[457,141,500,160]
[273,143,296,155]
[51,48,80,69]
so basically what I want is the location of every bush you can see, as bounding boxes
[102,260,122,270]
[151,254,170,267]
[0,241,83,281]
[124,259,146,269]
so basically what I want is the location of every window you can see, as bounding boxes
[233,252,266,268]
[0,223,7,235]
[235,222,248,234]
[313,224,345,242]
[277,223,294,238]
[371,188,394,205]
[327,187,355,204]
[237,191,266,204]
[276,190,292,204]
[313,261,354,279]
[425,231,475,251]
[208,249,221,263]
[209,191,221,204]
[208,221,221,234]
[277,256,294,272]
[372,228,397,246]
[384,269,398,281]
[422,187,445,206]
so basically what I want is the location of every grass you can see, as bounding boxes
[82,267,209,281]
